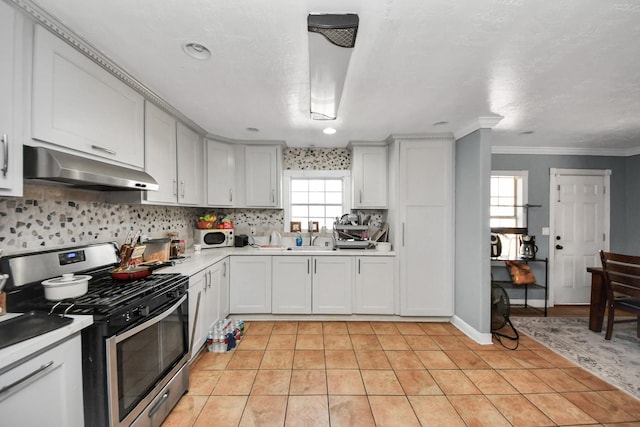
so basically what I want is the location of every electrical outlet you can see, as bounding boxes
[250,226,256,236]
[542,227,550,235]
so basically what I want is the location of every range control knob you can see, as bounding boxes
[135,305,150,316]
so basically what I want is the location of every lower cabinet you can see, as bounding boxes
[188,257,228,360]
[312,257,353,314]
[230,256,272,313]
[272,256,353,314]
[0,334,84,427]
[272,256,312,314]
[354,257,395,314]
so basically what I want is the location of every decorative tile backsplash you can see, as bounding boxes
[0,148,385,254]
[284,148,351,170]
[0,184,197,254]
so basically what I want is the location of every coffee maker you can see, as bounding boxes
[519,235,538,259]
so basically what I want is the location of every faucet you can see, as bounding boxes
[309,221,318,246]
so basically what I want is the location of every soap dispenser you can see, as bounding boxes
[296,234,303,246]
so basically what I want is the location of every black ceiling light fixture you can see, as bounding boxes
[307,13,359,121]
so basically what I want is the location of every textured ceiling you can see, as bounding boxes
[32,0,640,153]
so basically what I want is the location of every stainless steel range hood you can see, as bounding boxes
[23,146,159,191]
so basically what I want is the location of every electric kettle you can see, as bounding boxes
[519,235,538,259]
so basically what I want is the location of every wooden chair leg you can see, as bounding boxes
[605,303,615,340]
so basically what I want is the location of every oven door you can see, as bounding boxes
[106,295,188,427]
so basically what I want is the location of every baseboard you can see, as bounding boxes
[450,315,493,345]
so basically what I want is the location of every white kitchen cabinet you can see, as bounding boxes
[230,256,272,313]
[395,137,454,316]
[121,102,203,206]
[144,102,177,203]
[350,143,388,209]
[219,257,230,319]
[0,334,84,427]
[0,1,23,197]
[31,25,145,168]
[206,139,236,206]
[312,256,353,314]
[203,262,221,333]
[245,145,281,207]
[272,256,312,314]
[188,269,206,359]
[354,256,395,314]
[176,122,204,205]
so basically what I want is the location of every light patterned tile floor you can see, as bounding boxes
[163,320,640,426]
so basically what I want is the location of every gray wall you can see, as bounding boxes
[491,154,629,256]
[626,154,640,254]
[454,129,492,334]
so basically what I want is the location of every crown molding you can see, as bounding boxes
[454,116,504,140]
[387,133,454,142]
[9,0,208,136]
[491,145,640,157]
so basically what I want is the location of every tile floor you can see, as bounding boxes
[162,321,640,426]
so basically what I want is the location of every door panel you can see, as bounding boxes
[553,173,606,304]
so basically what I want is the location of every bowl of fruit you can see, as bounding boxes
[196,214,217,229]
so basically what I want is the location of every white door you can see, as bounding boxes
[551,169,610,304]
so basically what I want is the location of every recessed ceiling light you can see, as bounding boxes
[432,121,449,126]
[183,43,211,60]
[246,127,260,132]
[519,130,535,135]
[323,127,337,135]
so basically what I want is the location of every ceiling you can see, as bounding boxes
[31,0,640,153]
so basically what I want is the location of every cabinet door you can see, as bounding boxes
[230,256,272,313]
[203,265,221,333]
[0,2,23,196]
[312,256,353,314]
[32,25,144,168]
[145,102,177,203]
[272,256,312,314]
[188,270,206,359]
[219,258,230,319]
[245,145,279,207]
[352,145,388,208]
[0,335,84,427]
[177,123,203,205]
[206,139,235,206]
[399,139,453,316]
[355,257,395,314]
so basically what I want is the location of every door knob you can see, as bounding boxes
[556,245,563,250]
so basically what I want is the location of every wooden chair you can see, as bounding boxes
[598,250,640,340]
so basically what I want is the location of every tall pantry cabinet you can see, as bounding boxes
[389,136,454,316]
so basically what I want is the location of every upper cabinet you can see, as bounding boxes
[31,25,145,168]
[0,2,24,197]
[350,143,388,209]
[144,102,203,205]
[206,139,237,207]
[244,145,281,208]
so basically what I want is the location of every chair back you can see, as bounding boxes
[599,250,640,301]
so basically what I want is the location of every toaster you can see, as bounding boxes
[234,234,249,247]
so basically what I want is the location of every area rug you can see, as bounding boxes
[511,317,640,399]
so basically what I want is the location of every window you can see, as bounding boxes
[491,171,528,258]
[284,170,351,232]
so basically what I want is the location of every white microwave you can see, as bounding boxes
[194,229,234,248]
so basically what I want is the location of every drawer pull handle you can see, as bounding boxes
[0,360,54,395]
[1,134,8,176]
[91,144,116,155]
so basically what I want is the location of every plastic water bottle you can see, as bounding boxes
[206,331,213,352]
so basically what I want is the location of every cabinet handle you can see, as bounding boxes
[1,134,8,177]
[402,223,405,247]
[208,270,212,288]
[314,259,317,274]
[91,144,116,155]
[173,179,178,196]
[229,189,233,203]
[358,259,361,274]
[272,189,275,204]
[359,190,362,204]
[223,262,227,277]
[148,391,170,417]
[0,360,54,395]
[307,259,310,274]
[180,180,185,198]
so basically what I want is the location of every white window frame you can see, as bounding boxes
[283,170,351,232]
[490,170,529,229]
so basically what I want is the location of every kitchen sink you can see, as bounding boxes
[287,246,336,252]
[0,311,73,350]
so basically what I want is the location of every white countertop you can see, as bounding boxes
[0,313,93,370]
[156,246,396,276]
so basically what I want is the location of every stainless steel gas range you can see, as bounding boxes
[1,242,190,427]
